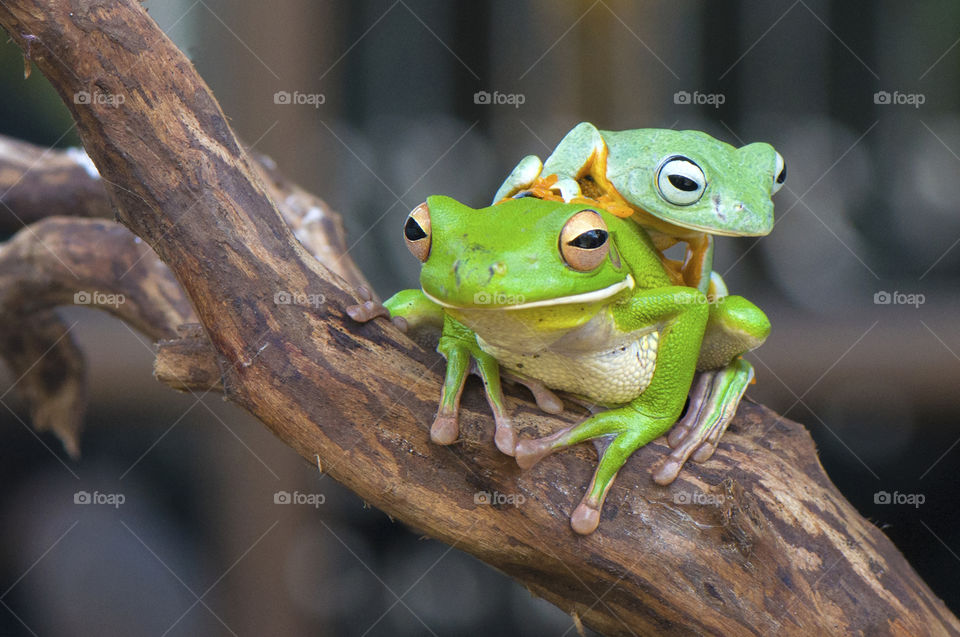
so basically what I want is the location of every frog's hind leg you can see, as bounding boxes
[571,431,646,535]
[651,358,754,485]
[501,371,565,415]
[514,413,622,470]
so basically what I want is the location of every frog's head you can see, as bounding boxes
[603,129,785,237]
[402,196,645,328]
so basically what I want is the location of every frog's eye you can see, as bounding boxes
[560,209,610,272]
[656,156,706,206]
[772,152,787,195]
[403,202,431,262]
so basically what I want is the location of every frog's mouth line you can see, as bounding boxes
[671,222,769,237]
[631,202,772,237]
[422,275,635,311]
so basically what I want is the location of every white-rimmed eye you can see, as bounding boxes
[656,156,706,206]
[772,152,786,195]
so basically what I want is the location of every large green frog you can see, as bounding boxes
[348,195,769,534]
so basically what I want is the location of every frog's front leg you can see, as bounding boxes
[681,233,714,295]
[346,287,443,332]
[517,410,675,534]
[516,286,708,534]
[434,316,517,455]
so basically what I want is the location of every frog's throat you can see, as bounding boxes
[422,274,635,311]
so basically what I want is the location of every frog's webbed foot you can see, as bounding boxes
[651,358,754,485]
[516,411,649,535]
[514,423,575,470]
[345,286,408,331]
[501,371,564,415]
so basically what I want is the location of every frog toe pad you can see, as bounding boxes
[571,502,601,535]
[494,422,517,457]
[430,413,459,445]
[514,437,555,470]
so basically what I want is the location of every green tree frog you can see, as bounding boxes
[493,123,784,483]
[493,122,786,294]
[348,195,769,534]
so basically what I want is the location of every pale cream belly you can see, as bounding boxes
[476,330,659,405]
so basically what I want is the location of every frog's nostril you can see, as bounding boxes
[490,262,507,276]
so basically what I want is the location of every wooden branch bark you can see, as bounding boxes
[0,135,112,230]
[0,216,194,453]
[0,2,956,635]
[0,133,370,292]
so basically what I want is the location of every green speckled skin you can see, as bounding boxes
[495,121,781,237]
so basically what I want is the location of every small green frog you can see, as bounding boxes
[494,123,783,482]
[493,122,785,293]
[348,196,769,534]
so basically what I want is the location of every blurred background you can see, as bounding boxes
[1,0,960,634]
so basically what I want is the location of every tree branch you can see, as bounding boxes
[0,133,370,291]
[0,1,955,635]
[0,135,112,231]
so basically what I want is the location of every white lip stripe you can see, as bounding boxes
[422,275,635,310]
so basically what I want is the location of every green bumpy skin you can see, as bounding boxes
[371,195,771,534]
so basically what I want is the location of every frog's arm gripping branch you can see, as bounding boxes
[0,2,955,635]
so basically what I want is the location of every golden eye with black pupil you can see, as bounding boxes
[560,209,610,272]
[404,202,431,262]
